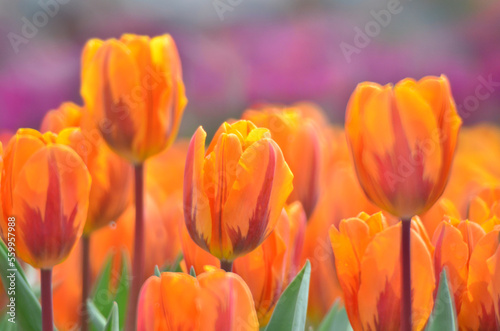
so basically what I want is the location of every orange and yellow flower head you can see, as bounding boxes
[137,269,259,331]
[81,34,187,164]
[0,129,91,269]
[184,120,294,262]
[345,75,462,218]
[41,102,132,234]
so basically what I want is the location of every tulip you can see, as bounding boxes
[345,75,461,218]
[0,129,91,331]
[137,269,259,331]
[80,34,187,164]
[184,120,293,268]
[242,104,324,217]
[329,212,435,331]
[41,102,132,331]
[345,75,461,330]
[81,34,188,328]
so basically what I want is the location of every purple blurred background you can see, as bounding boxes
[0,0,499,137]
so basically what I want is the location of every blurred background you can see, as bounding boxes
[0,0,499,136]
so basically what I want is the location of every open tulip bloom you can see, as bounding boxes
[3,28,500,331]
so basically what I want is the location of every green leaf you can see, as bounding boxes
[189,266,196,277]
[425,269,457,331]
[87,300,106,331]
[317,299,353,331]
[0,240,42,331]
[154,265,161,277]
[0,311,18,331]
[265,260,311,331]
[113,251,130,328]
[104,302,119,331]
[91,255,113,316]
[91,251,130,331]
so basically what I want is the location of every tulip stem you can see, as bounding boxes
[220,260,233,272]
[401,217,412,331]
[126,163,145,331]
[41,268,53,331]
[81,235,90,331]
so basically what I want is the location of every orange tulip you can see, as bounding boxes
[137,268,259,331]
[242,104,325,216]
[487,242,500,327]
[345,75,461,218]
[184,120,293,262]
[41,102,132,234]
[330,212,435,330]
[81,34,187,163]
[0,129,91,269]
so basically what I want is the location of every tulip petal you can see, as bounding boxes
[184,127,212,251]
[222,138,293,259]
[198,269,259,331]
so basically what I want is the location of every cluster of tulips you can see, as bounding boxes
[0,33,499,331]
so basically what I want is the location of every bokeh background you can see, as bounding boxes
[0,0,499,136]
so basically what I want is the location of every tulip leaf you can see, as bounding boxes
[104,302,120,331]
[87,300,106,330]
[91,250,130,331]
[154,265,161,277]
[113,251,130,328]
[265,260,311,331]
[317,299,353,331]
[0,240,43,331]
[425,269,457,331]
[189,266,196,277]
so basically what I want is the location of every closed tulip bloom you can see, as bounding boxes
[137,269,259,331]
[41,103,132,234]
[330,212,435,330]
[81,34,187,163]
[184,120,293,262]
[243,104,324,217]
[345,75,462,218]
[0,129,91,269]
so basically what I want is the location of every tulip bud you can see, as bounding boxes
[345,75,462,218]
[0,129,91,269]
[184,120,293,262]
[81,34,188,163]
